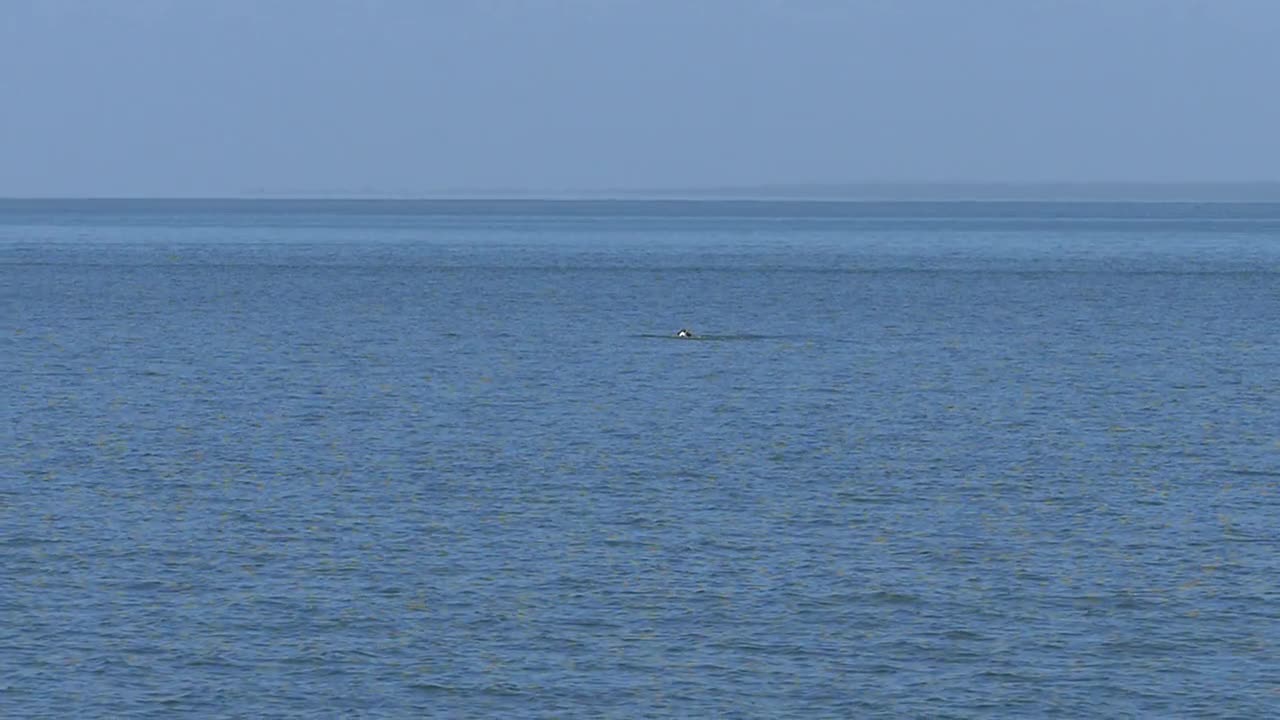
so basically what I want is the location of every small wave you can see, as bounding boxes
[1226,468,1280,478]
[869,590,922,605]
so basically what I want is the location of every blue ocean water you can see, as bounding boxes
[3,200,1279,717]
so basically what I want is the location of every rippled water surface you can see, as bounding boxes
[4,200,1279,717]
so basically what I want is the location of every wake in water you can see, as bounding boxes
[634,332,774,341]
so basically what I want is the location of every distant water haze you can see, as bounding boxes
[2,0,1279,198]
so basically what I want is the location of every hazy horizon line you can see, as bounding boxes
[7,181,1280,203]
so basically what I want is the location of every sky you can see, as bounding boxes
[1,0,1278,197]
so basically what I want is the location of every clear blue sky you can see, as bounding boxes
[2,0,1277,197]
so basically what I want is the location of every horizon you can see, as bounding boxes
[7,181,1280,203]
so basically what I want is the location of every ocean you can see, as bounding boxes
[3,199,1278,717]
